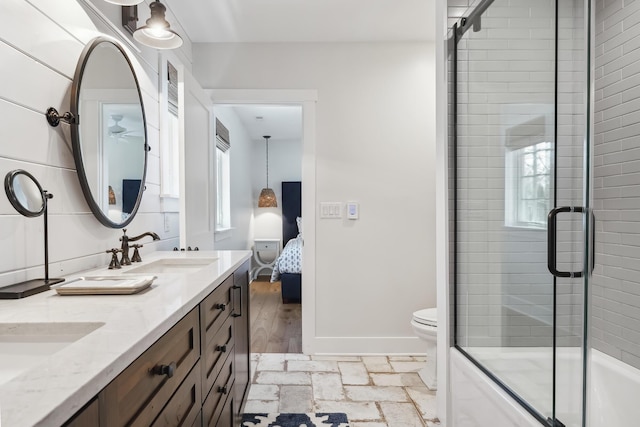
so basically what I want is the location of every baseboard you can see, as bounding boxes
[307,336,426,355]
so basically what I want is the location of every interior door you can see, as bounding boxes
[180,70,215,250]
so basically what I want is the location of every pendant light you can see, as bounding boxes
[132,1,183,50]
[258,136,278,208]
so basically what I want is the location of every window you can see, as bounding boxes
[506,141,553,228]
[215,119,231,230]
[161,61,180,197]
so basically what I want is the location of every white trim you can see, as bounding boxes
[208,89,318,104]
[214,228,233,242]
[206,89,318,354]
[435,0,450,424]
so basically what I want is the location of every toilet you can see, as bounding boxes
[411,308,437,390]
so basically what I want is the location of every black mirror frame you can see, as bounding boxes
[4,169,45,218]
[70,36,148,229]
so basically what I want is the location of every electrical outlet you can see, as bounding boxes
[164,213,170,233]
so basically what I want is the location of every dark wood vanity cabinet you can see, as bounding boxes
[232,260,251,423]
[201,275,235,400]
[100,308,201,427]
[64,261,251,427]
[63,398,99,427]
[202,259,250,426]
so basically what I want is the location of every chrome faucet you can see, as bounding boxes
[119,229,160,265]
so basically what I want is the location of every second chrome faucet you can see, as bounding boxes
[119,229,160,265]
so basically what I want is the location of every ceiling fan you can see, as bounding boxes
[108,114,127,136]
[108,115,142,141]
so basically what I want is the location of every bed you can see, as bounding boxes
[270,181,302,303]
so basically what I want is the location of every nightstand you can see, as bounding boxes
[251,238,281,281]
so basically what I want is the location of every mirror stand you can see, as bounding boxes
[1,171,65,299]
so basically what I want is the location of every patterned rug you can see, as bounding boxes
[241,413,349,426]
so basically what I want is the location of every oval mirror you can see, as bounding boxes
[71,37,147,228]
[4,170,45,217]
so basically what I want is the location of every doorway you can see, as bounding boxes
[208,89,318,356]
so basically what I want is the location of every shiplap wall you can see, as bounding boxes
[593,0,640,370]
[0,0,187,287]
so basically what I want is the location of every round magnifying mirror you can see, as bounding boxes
[4,170,45,218]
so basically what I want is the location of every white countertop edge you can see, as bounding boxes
[0,250,251,427]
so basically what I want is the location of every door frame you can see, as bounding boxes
[206,89,318,354]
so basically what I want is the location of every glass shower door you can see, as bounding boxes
[453,0,588,425]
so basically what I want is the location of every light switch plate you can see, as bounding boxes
[346,202,359,219]
[320,202,342,219]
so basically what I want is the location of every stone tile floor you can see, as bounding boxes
[245,353,440,427]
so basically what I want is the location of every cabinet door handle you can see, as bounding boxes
[216,344,227,352]
[218,385,228,394]
[214,303,226,311]
[151,362,176,378]
[232,285,242,318]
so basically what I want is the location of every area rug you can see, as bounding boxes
[242,413,349,427]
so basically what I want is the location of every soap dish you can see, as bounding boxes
[51,275,156,295]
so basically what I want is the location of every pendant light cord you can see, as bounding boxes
[265,137,270,188]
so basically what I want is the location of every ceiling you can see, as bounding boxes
[226,105,303,143]
[163,0,436,43]
[168,1,435,142]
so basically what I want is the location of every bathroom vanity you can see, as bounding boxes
[0,250,251,427]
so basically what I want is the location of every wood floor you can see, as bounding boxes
[250,278,302,354]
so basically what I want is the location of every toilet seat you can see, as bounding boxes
[413,308,437,327]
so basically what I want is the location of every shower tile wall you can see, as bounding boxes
[448,0,473,28]
[453,0,586,348]
[593,0,640,370]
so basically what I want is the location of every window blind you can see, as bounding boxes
[167,62,178,116]
[216,118,230,152]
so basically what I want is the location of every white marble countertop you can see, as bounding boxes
[0,250,251,427]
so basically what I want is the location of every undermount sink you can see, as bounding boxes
[125,258,218,275]
[0,322,104,386]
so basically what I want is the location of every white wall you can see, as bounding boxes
[0,0,192,286]
[212,106,255,250]
[194,42,436,352]
[252,137,303,242]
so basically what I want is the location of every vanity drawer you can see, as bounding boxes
[215,392,234,427]
[202,352,235,427]
[191,412,202,427]
[201,275,233,344]
[100,308,200,427]
[63,398,99,427]
[202,314,234,399]
[151,361,201,427]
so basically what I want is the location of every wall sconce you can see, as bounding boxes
[121,1,183,50]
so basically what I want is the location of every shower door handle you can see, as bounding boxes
[547,206,584,278]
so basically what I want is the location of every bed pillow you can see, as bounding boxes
[296,216,303,237]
